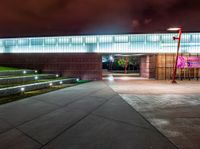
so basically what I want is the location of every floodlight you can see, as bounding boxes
[34,76,38,80]
[167,27,181,31]
[21,88,25,92]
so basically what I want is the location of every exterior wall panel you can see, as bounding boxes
[0,53,102,80]
[140,55,156,78]
[156,54,200,80]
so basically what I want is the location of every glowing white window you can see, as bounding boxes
[0,40,3,46]
[130,35,145,42]
[114,35,129,43]
[162,34,176,43]
[85,36,97,43]
[30,38,44,45]
[147,35,160,42]
[58,38,70,44]
[192,34,200,42]
[71,37,83,43]
[44,38,57,45]
[99,36,113,43]
[181,34,190,42]
[18,39,29,46]
[4,40,17,46]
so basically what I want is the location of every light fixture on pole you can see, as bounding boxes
[167,27,182,84]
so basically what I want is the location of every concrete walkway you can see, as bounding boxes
[107,79,200,149]
[0,81,176,149]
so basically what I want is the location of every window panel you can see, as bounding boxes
[0,40,3,46]
[30,38,44,45]
[192,34,200,42]
[181,34,190,42]
[146,35,160,42]
[44,38,57,45]
[114,35,129,43]
[85,36,97,43]
[4,40,17,46]
[161,34,176,43]
[18,39,29,46]
[58,37,70,44]
[99,36,113,43]
[71,37,83,43]
[130,35,145,42]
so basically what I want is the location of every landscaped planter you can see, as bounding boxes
[0,78,76,97]
[0,74,58,85]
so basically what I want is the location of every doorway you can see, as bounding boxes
[102,54,145,80]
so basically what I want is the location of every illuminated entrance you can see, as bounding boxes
[102,54,140,77]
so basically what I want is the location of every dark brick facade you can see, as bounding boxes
[140,55,156,79]
[0,53,102,80]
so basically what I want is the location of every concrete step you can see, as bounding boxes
[0,70,37,76]
[0,74,59,85]
[0,78,76,97]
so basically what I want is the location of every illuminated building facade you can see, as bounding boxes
[0,33,199,80]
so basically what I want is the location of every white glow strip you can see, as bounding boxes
[0,33,200,54]
[161,43,200,47]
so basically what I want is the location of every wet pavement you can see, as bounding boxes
[107,79,200,149]
[0,81,177,149]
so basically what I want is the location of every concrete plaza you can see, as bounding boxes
[108,79,200,149]
[0,80,199,149]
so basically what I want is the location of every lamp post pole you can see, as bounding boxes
[171,28,182,83]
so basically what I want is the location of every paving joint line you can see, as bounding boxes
[119,96,180,149]
[0,118,43,147]
[103,81,179,149]
[92,113,154,131]
[0,82,108,135]
[15,127,43,146]
[39,98,111,149]
[34,86,108,108]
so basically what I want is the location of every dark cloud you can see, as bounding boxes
[0,0,199,37]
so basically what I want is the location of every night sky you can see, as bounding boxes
[0,0,200,37]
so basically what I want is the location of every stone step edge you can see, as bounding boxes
[0,78,76,97]
[0,70,37,76]
[0,74,58,80]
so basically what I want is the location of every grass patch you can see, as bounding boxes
[76,80,91,84]
[0,80,90,105]
[0,66,21,71]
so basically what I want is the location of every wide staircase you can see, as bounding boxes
[0,67,77,97]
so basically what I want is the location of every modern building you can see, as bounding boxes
[0,33,200,80]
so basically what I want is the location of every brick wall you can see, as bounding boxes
[140,55,156,79]
[0,53,102,80]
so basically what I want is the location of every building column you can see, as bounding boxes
[140,55,156,79]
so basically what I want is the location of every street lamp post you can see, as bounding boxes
[168,27,182,84]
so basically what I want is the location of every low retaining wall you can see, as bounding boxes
[0,74,58,85]
[0,78,76,97]
[0,70,36,76]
